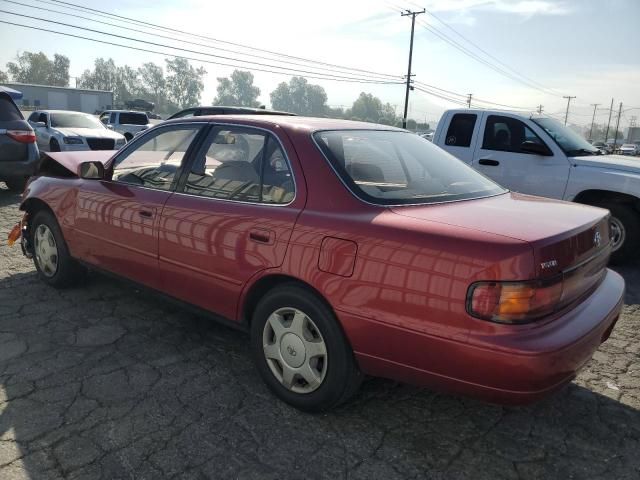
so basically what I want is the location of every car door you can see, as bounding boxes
[29,112,50,151]
[71,123,206,289]
[158,124,303,321]
[438,112,481,164]
[472,114,570,199]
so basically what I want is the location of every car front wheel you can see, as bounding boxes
[31,210,86,288]
[250,284,362,412]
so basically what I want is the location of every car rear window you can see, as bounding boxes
[0,95,23,121]
[119,112,149,125]
[314,130,506,205]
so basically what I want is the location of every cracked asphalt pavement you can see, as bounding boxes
[0,185,639,480]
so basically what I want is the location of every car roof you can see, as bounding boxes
[180,105,295,115]
[164,115,404,133]
[101,110,149,114]
[32,110,93,114]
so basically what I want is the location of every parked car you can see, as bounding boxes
[590,141,608,155]
[99,110,153,141]
[0,86,39,192]
[27,110,126,153]
[10,116,624,411]
[167,106,296,120]
[434,109,640,263]
[618,143,639,156]
[146,111,162,120]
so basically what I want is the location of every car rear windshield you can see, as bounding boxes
[51,113,103,129]
[0,95,23,121]
[119,112,149,125]
[313,130,506,205]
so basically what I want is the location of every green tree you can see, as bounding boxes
[78,58,118,93]
[0,70,7,83]
[165,57,206,109]
[138,62,166,108]
[6,51,70,86]
[115,65,142,104]
[270,76,328,115]
[213,70,260,107]
[347,93,398,124]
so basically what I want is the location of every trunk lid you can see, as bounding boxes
[391,192,611,278]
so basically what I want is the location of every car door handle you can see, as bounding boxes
[478,159,500,166]
[138,210,154,218]
[249,230,273,244]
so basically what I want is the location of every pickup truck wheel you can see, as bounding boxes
[250,284,362,412]
[600,203,639,264]
[31,210,86,288]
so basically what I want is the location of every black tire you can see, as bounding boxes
[250,284,362,412]
[31,210,86,288]
[598,202,640,265]
[50,139,61,152]
[5,177,27,193]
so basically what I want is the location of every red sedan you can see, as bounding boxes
[10,116,624,411]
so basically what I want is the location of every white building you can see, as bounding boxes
[0,82,114,113]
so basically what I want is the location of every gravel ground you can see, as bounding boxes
[0,185,638,480]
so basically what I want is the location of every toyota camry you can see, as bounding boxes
[9,116,624,411]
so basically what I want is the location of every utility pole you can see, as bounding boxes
[401,8,425,129]
[466,94,473,108]
[563,95,576,125]
[604,97,614,142]
[536,104,544,114]
[613,102,623,149]
[589,103,599,141]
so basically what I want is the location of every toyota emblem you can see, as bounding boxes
[594,230,602,247]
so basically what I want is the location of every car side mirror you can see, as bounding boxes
[520,141,552,156]
[106,124,114,130]
[34,121,46,128]
[78,161,105,180]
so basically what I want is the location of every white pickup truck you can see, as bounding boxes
[98,110,152,142]
[434,109,640,263]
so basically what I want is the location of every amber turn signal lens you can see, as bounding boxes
[467,279,563,323]
[7,222,21,247]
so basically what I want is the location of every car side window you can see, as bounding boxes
[110,113,117,124]
[37,113,47,124]
[27,112,39,123]
[99,113,110,125]
[444,113,477,147]
[482,115,547,153]
[111,125,201,191]
[184,127,294,204]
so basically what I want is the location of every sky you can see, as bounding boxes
[0,0,638,128]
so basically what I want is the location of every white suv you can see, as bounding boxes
[99,110,153,142]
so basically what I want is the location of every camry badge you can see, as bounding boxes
[594,231,602,247]
[540,260,558,269]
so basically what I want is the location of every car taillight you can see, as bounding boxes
[467,278,563,324]
[7,130,36,143]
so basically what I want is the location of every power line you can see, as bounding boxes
[0,19,403,85]
[1,0,401,82]
[0,11,403,84]
[46,0,400,80]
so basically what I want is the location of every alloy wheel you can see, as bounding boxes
[610,216,626,252]
[34,224,59,277]
[262,307,328,394]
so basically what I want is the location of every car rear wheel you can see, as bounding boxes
[599,202,639,264]
[31,210,86,288]
[250,284,362,412]
[50,139,61,152]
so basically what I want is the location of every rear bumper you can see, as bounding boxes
[342,268,625,405]
[0,151,40,179]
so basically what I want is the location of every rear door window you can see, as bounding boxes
[0,95,23,121]
[444,113,477,147]
[119,112,148,125]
